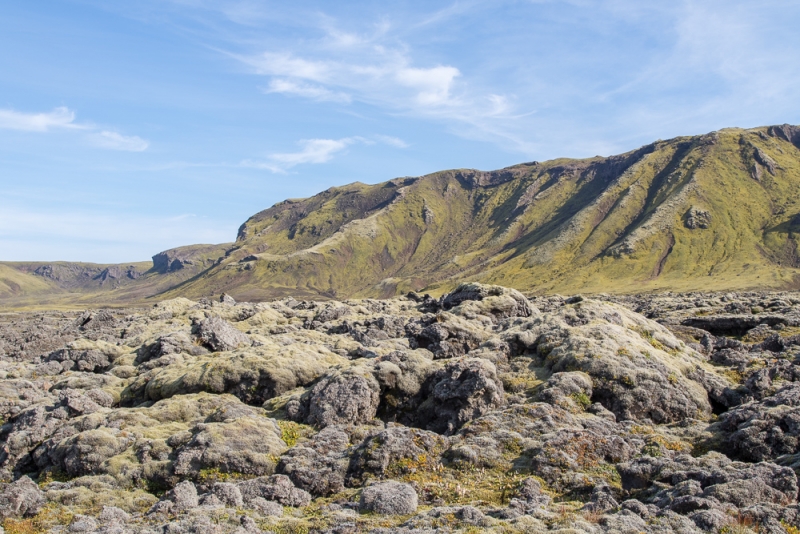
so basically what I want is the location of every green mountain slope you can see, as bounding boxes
[162,124,800,300]
[3,124,800,306]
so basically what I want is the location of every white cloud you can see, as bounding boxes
[0,107,81,132]
[251,52,332,81]
[242,137,355,173]
[265,78,351,103]
[241,50,481,114]
[374,135,409,148]
[394,66,461,106]
[91,131,150,152]
[242,134,408,173]
[0,106,150,152]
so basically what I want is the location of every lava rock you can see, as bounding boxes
[359,481,418,515]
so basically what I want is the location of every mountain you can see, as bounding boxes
[3,124,800,307]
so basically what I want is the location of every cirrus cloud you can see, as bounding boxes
[0,107,82,132]
[90,131,150,152]
[0,106,149,151]
[242,134,408,173]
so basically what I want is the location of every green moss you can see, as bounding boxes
[570,391,592,410]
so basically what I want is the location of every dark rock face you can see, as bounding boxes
[684,207,712,229]
[715,382,800,462]
[413,358,505,435]
[152,251,193,273]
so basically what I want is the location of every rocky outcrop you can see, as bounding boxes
[0,287,799,532]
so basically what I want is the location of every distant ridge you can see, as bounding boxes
[3,124,800,307]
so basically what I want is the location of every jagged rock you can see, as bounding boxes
[47,347,112,373]
[535,371,593,412]
[439,283,535,320]
[305,370,380,428]
[208,482,243,507]
[98,506,131,524]
[504,299,713,424]
[237,474,311,507]
[0,476,45,518]
[173,416,287,477]
[346,426,446,486]
[684,207,712,230]
[714,382,800,462]
[617,452,797,514]
[68,514,98,532]
[194,316,251,352]
[140,332,208,364]
[36,427,135,477]
[246,496,283,516]
[359,481,418,515]
[405,314,488,359]
[277,427,350,496]
[413,358,504,435]
[581,485,619,513]
[150,480,198,515]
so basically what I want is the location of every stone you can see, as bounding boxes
[0,476,46,519]
[359,481,418,515]
[195,316,251,352]
[237,475,311,507]
[305,370,380,428]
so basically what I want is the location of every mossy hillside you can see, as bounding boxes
[182,125,799,300]
[0,264,57,299]
[3,124,800,307]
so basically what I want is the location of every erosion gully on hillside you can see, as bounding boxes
[1,284,800,533]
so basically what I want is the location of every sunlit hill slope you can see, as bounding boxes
[3,124,800,306]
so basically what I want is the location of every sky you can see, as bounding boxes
[1,0,799,263]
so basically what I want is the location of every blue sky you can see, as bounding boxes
[1,0,799,263]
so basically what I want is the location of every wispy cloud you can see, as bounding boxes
[0,106,150,151]
[373,135,409,148]
[242,137,354,173]
[243,50,469,111]
[90,131,150,152]
[242,134,409,173]
[265,78,351,103]
[0,107,82,132]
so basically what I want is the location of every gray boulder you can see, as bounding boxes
[237,474,311,507]
[305,371,380,428]
[276,427,349,496]
[195,316,251,352]
[208,482,243,507]
[415,358,505,435]
[149,480,199,515]
[440,283,535,320]
[347,426,446,486]
[359,481,418,515]
[0,476,45,518]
